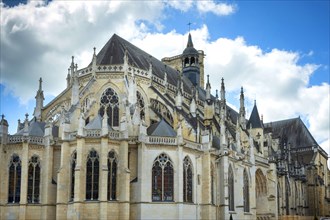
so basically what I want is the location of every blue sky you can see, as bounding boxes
[0,0,329,152]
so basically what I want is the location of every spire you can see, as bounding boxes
[92,47,97,74]
[247,100,263,129]
[206,75,211,100]
[66,68,71,87]
[239,87,246,128]
[33,77,44,121]
[187,33,194,48]
[175,72,183,109]
[220,78,226,101]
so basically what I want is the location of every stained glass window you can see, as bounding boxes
[228,166,234,211]
[243,169,250,212]
[27,155,40,203]
[183,156,193,203]
[70,151,77,201]
[8,154,21,203]
[108,150,117,200]
[86,150,99,200]
[152,153,174,201]
[99,88,119,127]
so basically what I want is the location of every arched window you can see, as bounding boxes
[99,88,119,127]
[243,169,250,212]
[256,169,267,197]
[228,166,234,211]
[27,155,40,203]
[136,91,145,121]
[70,151,77,201]
[190,57,195,65]
[108,150,117,200]
[211,163,215,205]
[8,154,21,203]
[152,153,174,201]
[86,150,99,200]
[183,156,193,203]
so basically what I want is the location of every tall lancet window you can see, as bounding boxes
[136,91,145,120]
[86,150,99,200]
[27,155,41,203]
[70,151,77,201]
[243,169,250,212]
[99,88,119,127]
[228,166,234,211]
[183,156,193,203]
[108,150,117,200]
[8,154,21,203]
[152,153,174,201]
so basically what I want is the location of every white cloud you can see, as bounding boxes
[1,1,328,154]
[196,1,236,16]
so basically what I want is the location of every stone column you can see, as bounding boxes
[41,144,55,219]
[219,155,229,220]
[19,142,29,220]
[201,152,211,219]
[56,141,69,220]
[73,137,86,220]
[177,145,183,219]
[99,137,108,219]
[118,141,130,220]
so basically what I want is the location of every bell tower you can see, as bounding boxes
[181,33,201,87]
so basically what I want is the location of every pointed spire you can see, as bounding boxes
[70,56,75,75]
[33,77,44,121]
[220,77,226,101]
[23,113,29,136]
[92,47,97,73]
[187,33,194,48]
[247,100,263,129]
[206,75,211,100]
[215,89,219,99]
[66,68,71,87]
[239,87,246,128]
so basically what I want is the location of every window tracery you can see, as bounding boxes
[228,166,234,211]
[8,154,21,203]
[150,99,173,125]
[108,150,117,200]
[243,169,250,212]
[27,155,40,203]
[86,150,99,200]
[99,88,119,127]
[183,156,193,203]
[70,151,77,201]
[152,153,174,202]
[136,91,145,120]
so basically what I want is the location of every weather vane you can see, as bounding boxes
[187,22,192,32]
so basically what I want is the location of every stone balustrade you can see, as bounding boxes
[147,136,177,145]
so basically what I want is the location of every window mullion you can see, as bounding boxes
[91,160,94,200]
[162,166,164,201]
[13,165,17,202]
[32,165,35,203]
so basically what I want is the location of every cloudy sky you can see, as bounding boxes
[0,0,329,154]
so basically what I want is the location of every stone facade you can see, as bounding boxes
[0,33,329,220]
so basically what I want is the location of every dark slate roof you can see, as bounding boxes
[247,102,263,129]
[147,119,177,137]
[264,117,317,149]
[95,34,195,95]
[15,119,45,136]
[183,33,198,55]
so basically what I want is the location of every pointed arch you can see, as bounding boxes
[152,153,174,201]
[70,151,77,201]
[8,154,21,203]
[183,156,193,202]
[243,169,250,212]
[108,150,118,200]
[228,165,234,211]
[255,169,267,197]
[99,87,119,127]
[86,149,99,200]
[27,155,41,203]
